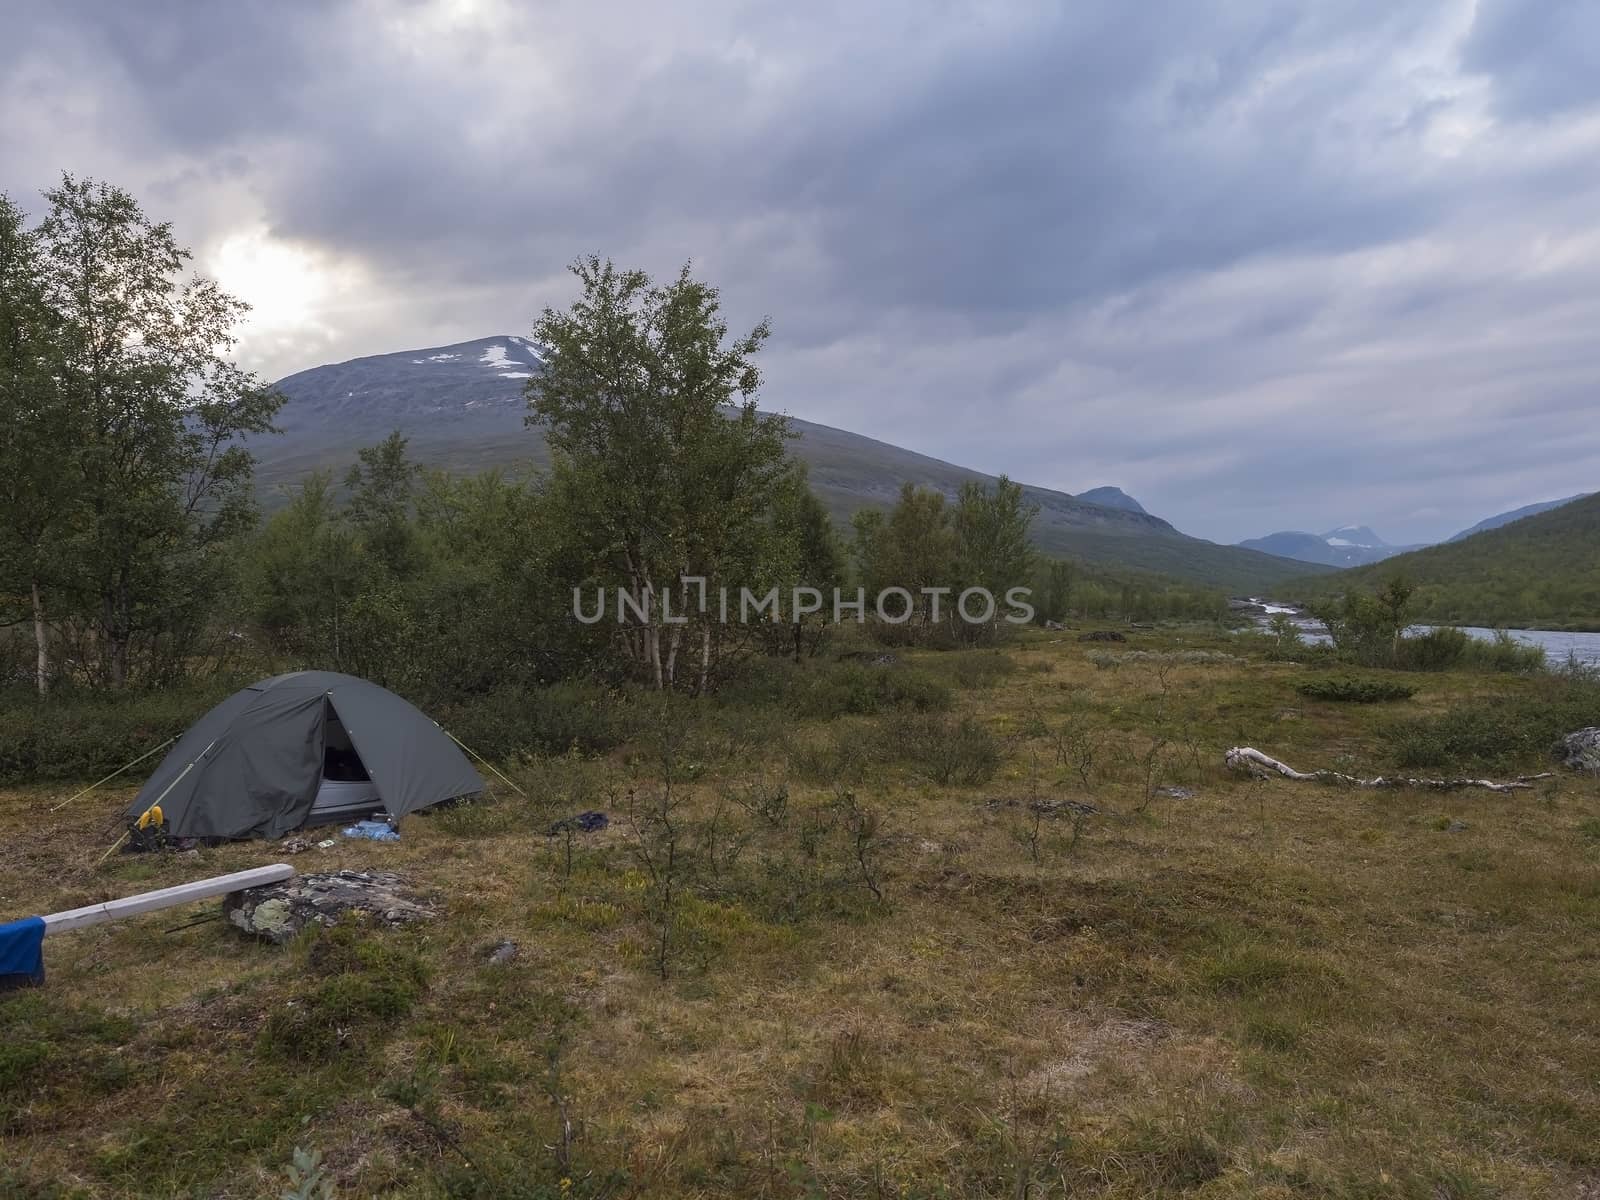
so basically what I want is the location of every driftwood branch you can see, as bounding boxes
[1224,747,1556,793]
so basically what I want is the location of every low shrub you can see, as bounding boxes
[937,651,1018,689]
[260,922,430,1060]
[1382,673,1600,771]
[440,680,638,760]
[0,682,237,784]
[878,712,1000,785]
[718,658,952,720]
[1395,627,1546,673]
[1295,677,1417,703]
[0,993,140,1127]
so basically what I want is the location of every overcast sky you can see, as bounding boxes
[5,0,1597,544]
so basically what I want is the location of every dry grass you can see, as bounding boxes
[3,627,1600,1198]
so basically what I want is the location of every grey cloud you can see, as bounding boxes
[2,0,1598,545]
[1464,0,1600,119]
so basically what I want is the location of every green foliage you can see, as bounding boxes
[1295,677,1418,703]
[1,175,282,690]
[280,1147,335,1200]
[529,256,792,691]
[877,712,1001,785]
[1392,627,1547,673]
[0,992,139,1129]
[0,681,237,783]
[260,922,430,1061]
[1309,574,1414,666]
[1382,672,1600,770]
[439,681,641,760]
[715,656,952,720]
[851,477,1038,643]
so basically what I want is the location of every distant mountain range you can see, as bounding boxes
[1446,494,1592,542]
[1284,492,1600,629]
[1237,526,1426,568]
[1242,493,1597,569]
[251,336,1324,592]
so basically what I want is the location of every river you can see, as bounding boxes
[1241,600,1600,667]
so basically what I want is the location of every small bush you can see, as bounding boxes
[1395,627,1546,674]
[1295,677,1417,703]
[1383,674,1600,770]
[441,680,638,760]
[0,682,237,784]
[790,729,874,784]
[878,712,1000,785]
[719,659,952,720]
[938,651,1018,690]
[1395,627,1471,671]
[260,922,430,1060]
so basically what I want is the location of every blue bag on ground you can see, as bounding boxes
[341,819,400,842]
[0,915,46,990]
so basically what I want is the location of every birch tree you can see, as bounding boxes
[36,175,282,686]
[528,257,791,690]
[0,194,75,693]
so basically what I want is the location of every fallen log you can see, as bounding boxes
[1224,747,1556,793]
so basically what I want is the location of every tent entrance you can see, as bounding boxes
[306,700,383,826]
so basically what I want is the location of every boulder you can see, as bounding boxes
[1555,728,1600,773]
[223,869,439,945]
[1077,630,1127,643]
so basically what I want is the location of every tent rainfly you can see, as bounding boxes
[125,671,483,840]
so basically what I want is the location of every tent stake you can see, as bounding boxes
[51,736,177,812]
[439,727,526,797]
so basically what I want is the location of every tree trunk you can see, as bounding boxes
[106,576,130,689]
[31,579,49,696]
[697,625,712,696]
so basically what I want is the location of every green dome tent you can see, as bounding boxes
[126,672,484,840]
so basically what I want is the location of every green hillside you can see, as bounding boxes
[1284,492,1600,629]
[253,337,1324,594]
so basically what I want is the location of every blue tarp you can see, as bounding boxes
[0,915,46,989]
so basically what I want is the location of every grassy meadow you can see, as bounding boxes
[3,625,1599,1199]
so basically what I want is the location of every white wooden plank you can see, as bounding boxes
[41,864,295,934]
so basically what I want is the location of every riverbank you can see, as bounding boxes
[1234,597,1600,666]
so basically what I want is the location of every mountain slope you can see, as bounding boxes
[1447,494,1592,542]
[1284,492,1600,628]
[253,336,1326,592]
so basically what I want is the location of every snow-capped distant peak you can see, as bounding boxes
[510,334,548,363]
[479,342,533,380]
[1320,524,1387,548]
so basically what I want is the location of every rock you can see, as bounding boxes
[1077,630,1126,643]
[486,938,519,965]
[1555,728,1600,773]
[223,869,439,945]
[1446,819,1469,833]
[1157,786,1196,800]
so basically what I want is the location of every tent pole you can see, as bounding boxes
[51,736,178,812]
[98,739,218,864]
[439,726,526,797]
